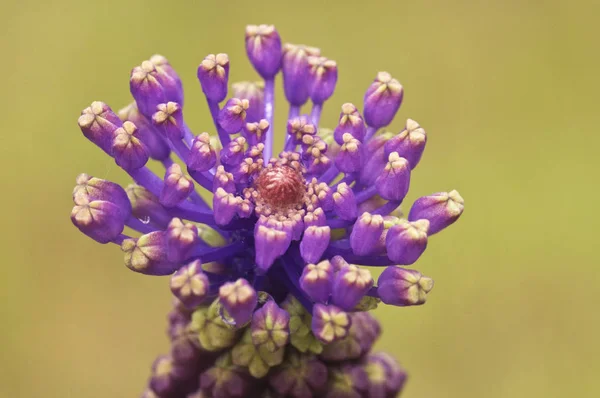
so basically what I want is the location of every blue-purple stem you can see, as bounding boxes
[207,97,230,146]
[182,121,194,147]
[284,105,301,150]
[327,218,353,229]
[310,103,322,126]
[188,169,214,192]
[364,126,378,141]
[169,201,216,225]
[189,240,246,262]
[169,137,190,164]
[371,200,402,216]
[319,164,340,184]
[161,158,174,169]
[354,185,377,203]
[325,247,393,266]
[277,258,314,312]
[126,216,157,234]
[263,78,275,161]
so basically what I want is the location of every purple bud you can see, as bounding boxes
[118,102,170,160]
[148,355,178,397]
[304,208,326,228]
[231,81,264,123]
[152,102,184,141]
[302,136,331,176]
[350,213,384,256]
[251,300,290,352]
[386,219,429,265]
[331,264,374,310]
[213,166,236,193]
[358,131,394,186]
[300,225,331,264]
[307,56,337,104]
[408,190,464,235]
[213,188,240,226]
[287,115,316,145]
[71,200,125,244]
[363,71,404,128]
[330,255,349,273]
[122,231,176,275]
[332,183,358,221]
[130,60,167,118]
[385,119,427,169]
[245,24,282,79]
[166,218,199,263]
[220,136,247,167]
[361,352,408,397]
[320,311,381,362]
[334,103,366,144]
[243,119,270,145]
[218,98,249,134]
[254,225,292,272]
[78,101,122,154]
[73,173,131,216]
[197,53,229,102]
[150,55,184,106]
[126,184,171,228]
[377,266,434,306]
[160,163,194,207]
[311,303,351,343]
[269,350,328,398]
[219,278,258,326]
[170,260,209,309]
[375,152,411,201]
[188,133,217,172]
[308,182,333,211]
[299,260,334,303]
[282,43,321,106]
[335,133,363,173]
[112,121,149,170]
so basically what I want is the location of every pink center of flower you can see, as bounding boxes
[254,165,306,211]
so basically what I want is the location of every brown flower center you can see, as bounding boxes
[254,165,306,211]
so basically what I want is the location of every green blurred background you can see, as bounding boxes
[4,0,599,396]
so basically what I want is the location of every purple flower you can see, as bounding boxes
[71,24,464,397]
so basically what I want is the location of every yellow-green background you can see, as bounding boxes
[3,0,598,397]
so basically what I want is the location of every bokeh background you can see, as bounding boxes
[4,0,599,397]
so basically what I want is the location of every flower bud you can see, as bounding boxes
[166,218,199,263]
[218,98,249,134]
[386,219,429,265]
[245,24,282,79]
[377,266,433,306]
[160,163,194,207]
[363,71,403,128]
[254,225,292,272]
[219,278,258,327]
[149,55,184,106]
[130,60,168,118]
[299,260,334,303]
[111,121,149,171]
[384,118,427,169]
[118,102,170,160]
[375,152,411,201]
[71,200,125,244]
[122,231,176,275]
[299,225,331,264]
[311,304,351,343]
[408,190,464,235]
[331,264,374,311]
[333,183,358,221]
[243,119,270,145]
[307,56,337,104]
[251,300,290,352]
[350,213,384,256]
[282,43,321,106]
[170,260,209,309]
[73,173,131,215]
[213,188,240,226]
[188,133,217,172]
[287,115,316,145]
[220,136,247,167]
[197,53,229,102]
[78,101,122,154]
[335,133,363,173]
[152,102,184,141]
[334,103,366,144]
[231,81,264,123]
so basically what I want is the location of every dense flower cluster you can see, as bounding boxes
[71,24,464,397]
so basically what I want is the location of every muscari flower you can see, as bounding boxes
[71,24,464,398]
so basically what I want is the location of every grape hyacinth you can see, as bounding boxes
[71,24,464,398]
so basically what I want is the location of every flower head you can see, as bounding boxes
[71,24,464,397]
